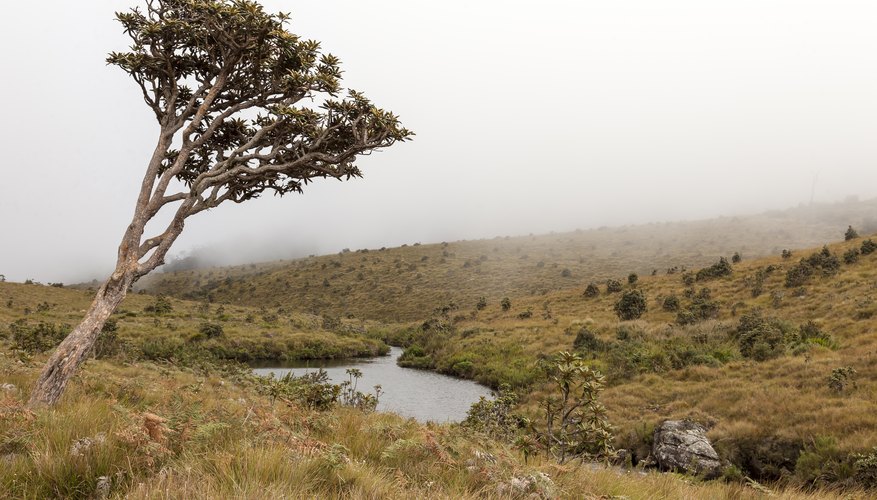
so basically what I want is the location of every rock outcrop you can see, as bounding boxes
[652,420,721,478]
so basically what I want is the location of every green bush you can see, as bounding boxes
[662,295,680,312]
[735,310,788,361]
[144,295,174,315]
[627,273,638,285]
[827,366,856,393]
[583,283,600,298]
[695,257,733,281]
[572,327,603,352]
[501,297,512,311]
[675,288,719,325]
[606,279,623,293]
[861,239,877,255]
[199,322,224,339]
[614,290,647,321]
[843,248,860,264]
[10,320,70,353]
[845,225,859,241]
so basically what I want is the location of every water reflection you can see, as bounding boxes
[252,347,493,423]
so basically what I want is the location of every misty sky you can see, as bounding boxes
[1,0,876,283]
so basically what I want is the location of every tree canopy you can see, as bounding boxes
[29,0,410,407]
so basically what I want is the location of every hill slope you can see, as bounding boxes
[140,198,877,321]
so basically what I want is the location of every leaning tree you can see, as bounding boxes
[29,0,411,406]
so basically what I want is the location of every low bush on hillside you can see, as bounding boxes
[614,290,647,320]
[785,246,841,287]
[695,257,733,281]
[675,288,719,325]
[583,283,600,298]
[605,279,623,293]
[9,320,70,353]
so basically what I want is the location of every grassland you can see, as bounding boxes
[3,201,877,498]
[368,233,877,486]
[0,341,865,499]
[138,198,877,321]
[0,283,387,363]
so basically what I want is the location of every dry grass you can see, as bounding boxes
[138,198,877,321]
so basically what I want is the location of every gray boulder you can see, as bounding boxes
[652,420,721,478]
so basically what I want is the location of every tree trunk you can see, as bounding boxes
[28,273,132,407]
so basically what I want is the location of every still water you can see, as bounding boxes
[252,347,493,423]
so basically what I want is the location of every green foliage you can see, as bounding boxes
[735,310,789,361]
[695,257,733,281]
[199,322,224,339]
[462,384,524,442]
[583,283,600,298]
[259,370,340,410]
[572,327,603,352]
[661,295,680,312]
[781,249,793,259]
[475,296,488,310]
[339,368,382,411]
[627,273,638,285]
[784,246,841,287]
[605,279,623,293]
[613,290,647,321]
[827,366,857,393]
[675,288,719,325]
[517,308,533,319]
[843,248,860,265]
[145,295,173,315]
[500,297,512,311]
[533,352,613,464]
[731,252,742,264]
[845,225,859,241]
[397,345,434,369]
[10,320,70,353]
[795,437,856,487]
[861,239,877,255]
[93,318,125,358]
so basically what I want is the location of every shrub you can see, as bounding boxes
[695,257,733,281]
[782,249,793,259]
[785,246,840,287]
[731,252,742,264]
[827,366,857,393]
[533,352,614,464]
[199,322,224,339]
[735,310,787,361]
[843,248,860,265]
[583,283,600,298]
[94,318,125,358]
[10,320,70,353]
[662,295,680,312]
[501,297,512,311]
[475,296,488,310]
[614,290,647,321]
[144,295,173,314]
[605,279,623,293]
[462,384,523,442]
[845,225,859,241]
[681,272,695,286]
[561,268,572,278]
[627,273,638,285]
[676,288,719,325]
[861,239,877,255]
[517,308,533,319]
[573,327,603,352]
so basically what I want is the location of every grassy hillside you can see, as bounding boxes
[378,233,877,485]
[0,340,862,498]
[0,283,387,363]
[139,198,877,321]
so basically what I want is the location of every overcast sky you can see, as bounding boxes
[1,0,876,283]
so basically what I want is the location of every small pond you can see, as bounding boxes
[251,347,493,423]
